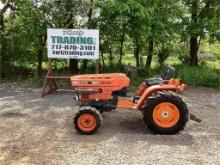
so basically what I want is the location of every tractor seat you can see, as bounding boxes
[145,77,164,86]
[145,66,176,86]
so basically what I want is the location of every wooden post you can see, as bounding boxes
[41,59,57,97]
[48,59,52,73]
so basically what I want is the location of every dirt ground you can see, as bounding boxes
[0,83,219,165]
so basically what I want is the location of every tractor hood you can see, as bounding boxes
[70,73,130,89]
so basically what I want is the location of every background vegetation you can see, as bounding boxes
[0,0,220,88]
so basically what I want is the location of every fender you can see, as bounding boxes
[135,81,187,110]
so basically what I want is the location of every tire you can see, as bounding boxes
[142,92,188,134]
[74,107,102,135]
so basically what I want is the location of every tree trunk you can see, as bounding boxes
[0,14,3,78]
[82,60,88,72]
[134,39,140,67]
[37,35,47,77]
[82,0,94,71]
[69,60,79,74]
[0,36,3,79]
[65,0,79,74]
[190,37,198,65]
[37,48,43,76]
[68,42,78,73]
[108,45,113,66]
[87,0,93,27]
[119,32,125,67]
[119,24,126,67]
[100,49,105,70]
[190,0,198,66]
[145,39,154,69]
[68,59,78,74]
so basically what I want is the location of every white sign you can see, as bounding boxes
[47,28,99,59]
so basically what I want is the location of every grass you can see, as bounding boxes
[1,57,219,90]
[174,64,220,89]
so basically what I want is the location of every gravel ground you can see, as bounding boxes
[0,83,219,165]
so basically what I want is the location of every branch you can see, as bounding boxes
[198,0,210,18]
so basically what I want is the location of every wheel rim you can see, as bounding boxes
[153,102,180,128]
[77,114,97,132]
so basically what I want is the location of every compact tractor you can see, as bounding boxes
[71,67,196,135]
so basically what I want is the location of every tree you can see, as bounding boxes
[126,0,146,68]
[0,0,17,77]
[182,0,220,65]
[97,0,129,67]
[82,0,95,71]
[14,0,49,76]
[142,0,182,69]
[49,0,83,74]
[3,0,89,76]
[1,0,220,79]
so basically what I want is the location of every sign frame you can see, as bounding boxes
[47,28,99,60]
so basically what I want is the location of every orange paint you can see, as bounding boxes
[135,82,148,96]
[153,102,180,128]
[77,114,97,132]
[71,73,130,100]
[134,78,188,110]
[116,98,136,109]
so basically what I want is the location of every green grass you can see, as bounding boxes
[2,58,219,90]
[174,64,220,89]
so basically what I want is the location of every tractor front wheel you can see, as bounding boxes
[74,107,102,135]
[143,92,188,134]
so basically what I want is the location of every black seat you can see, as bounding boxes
[145,66,176,86]
[145,77,163,86]
[160,66,176,80]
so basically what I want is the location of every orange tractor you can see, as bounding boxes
[71,67,197,135]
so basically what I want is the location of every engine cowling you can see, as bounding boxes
[70,73,130,100]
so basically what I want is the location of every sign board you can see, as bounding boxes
[47,28,99,59]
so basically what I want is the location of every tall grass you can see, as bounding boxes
[174,64,220,89]
[128,63,220,90]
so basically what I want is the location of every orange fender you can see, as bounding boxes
[135,79,187,110]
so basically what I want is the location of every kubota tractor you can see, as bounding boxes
[71,67,195,135]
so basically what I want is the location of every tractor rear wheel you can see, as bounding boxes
[143,92,188,134]
[74,107,102,135]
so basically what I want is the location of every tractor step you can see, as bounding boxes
[190,113,202,122]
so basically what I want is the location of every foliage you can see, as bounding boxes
[0,0,220,89]
[175,64,220,89]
